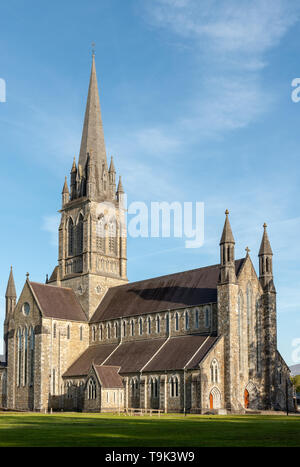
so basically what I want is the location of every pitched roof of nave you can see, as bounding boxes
[90,259,245,323]
[29,282,87,322]
[93,365,124,389]
[63,343,119,377]
[63,335,219,378]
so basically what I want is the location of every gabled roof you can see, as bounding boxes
[93,365,123,389]
[104,338,167,374]
[90,259,245,322]
[63,335,218,378]
[29,282,87,322]
[63,343,118,378]
[142,335,218,372]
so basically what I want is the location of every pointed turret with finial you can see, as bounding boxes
[219,210,236,283]
[259,223,275,290]
[62,176,70,206]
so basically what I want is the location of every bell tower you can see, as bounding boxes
[48,54,128,319]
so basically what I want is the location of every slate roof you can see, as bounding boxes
[93,365,123,389]
[63,335,218,378]
[63,343,118,377]
[143,335,218,372]
[104,338,166,374]
[90,259,245,323]
[30,282,87,322]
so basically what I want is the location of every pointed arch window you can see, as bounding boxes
[88,377,97,400]
[77,214,84,255]
[256,297,262,374]
[170,376,179,398]
[151,378,159,398]
[130,320,135,337]
[210,359,219,383]
[175,312,179,331]
[99,325,103,341]
[238,293,244,371]
[247,284,253,368]
[107,323,111,339]
[185,310,189,330]
[29,327,35,386]
[156,316,161,334]
[109,220,117,254]
[122,321,126,338]
[166,313,170,334]
[24,327,28,386]
[195,308,199,329]
[96,216,105,252]
[205,307,211,328]
[139,318,143,336]
[68,218,74,256]
[147,317,151,334]
[17,329,22,387]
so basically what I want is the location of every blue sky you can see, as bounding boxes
[0,0,300,364]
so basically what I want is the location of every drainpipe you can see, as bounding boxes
[183,369,186,416]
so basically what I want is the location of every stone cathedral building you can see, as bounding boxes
[0,55,294,414]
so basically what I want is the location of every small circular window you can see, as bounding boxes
[22,302,30,316]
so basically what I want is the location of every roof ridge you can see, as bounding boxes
[107,259,244,291]
[30,281,74,292]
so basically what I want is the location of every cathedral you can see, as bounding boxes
[0,54,294,414]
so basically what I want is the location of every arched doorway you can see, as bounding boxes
[209,387,221,409]
[244,382,259,409]
[244,389,250,409]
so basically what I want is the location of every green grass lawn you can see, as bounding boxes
[0,412,299,447]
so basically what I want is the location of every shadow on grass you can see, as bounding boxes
[0,413,300,447]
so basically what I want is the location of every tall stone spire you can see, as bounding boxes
[78,53,107,197]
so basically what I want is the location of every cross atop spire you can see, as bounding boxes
[78,53,107,198]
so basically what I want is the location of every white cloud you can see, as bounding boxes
[149,0,299,55]
[142,0,300,135]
